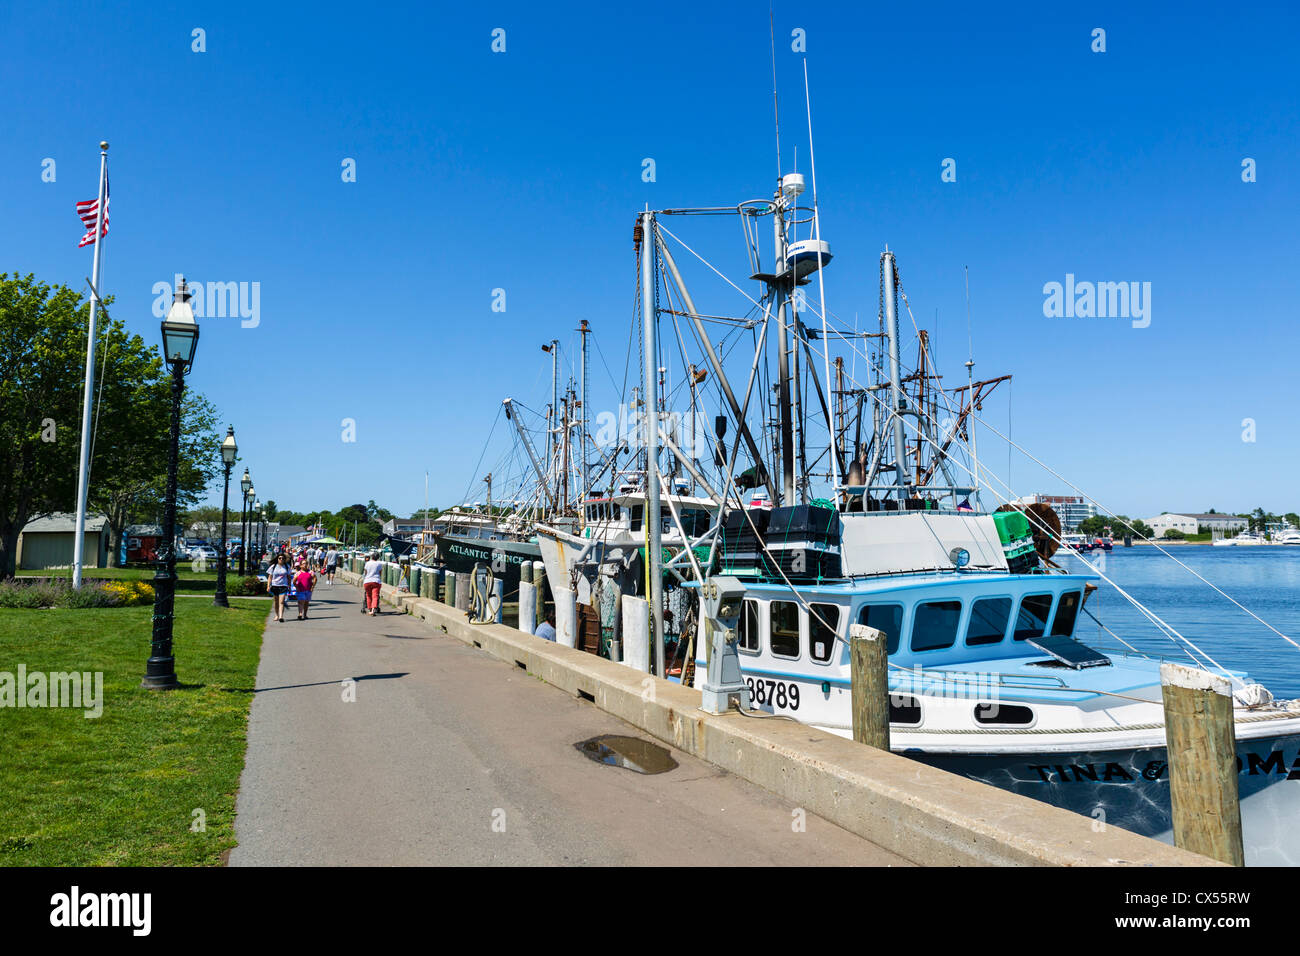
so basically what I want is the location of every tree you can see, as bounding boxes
[1,276,105,576]
[89,361,220,565]
[1287,512,1299,530]
[0,274,222,574]
[263,500,278,522]
[1163,529,1185,540]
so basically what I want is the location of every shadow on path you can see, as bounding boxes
[222,672,409,694]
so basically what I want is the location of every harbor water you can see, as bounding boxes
[1055,545,1300,698]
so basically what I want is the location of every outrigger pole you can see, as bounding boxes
[654,233,778,504]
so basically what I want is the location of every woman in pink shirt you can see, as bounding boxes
[293,560,317,620]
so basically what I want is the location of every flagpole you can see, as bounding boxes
[72,141,109,589]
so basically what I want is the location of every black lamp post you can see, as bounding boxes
[214,426,237,608]
[245,485,256,571]
[239,469,251,574]
[144,279,199,690]
[251,496,261,570]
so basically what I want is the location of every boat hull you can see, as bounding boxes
[909,732,1300,866]
[432,532,542,593]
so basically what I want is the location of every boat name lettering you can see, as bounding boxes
[1027,751,1300,785]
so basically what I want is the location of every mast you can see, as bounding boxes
[774,190,795,506]
[882,249,909,502]
[640,210,665,676]
[965,265,980,507]
[561,393,570,513]
[544,338,558,502]
[578,319,590,505]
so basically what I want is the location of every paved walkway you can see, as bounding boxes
[230,581,907,866]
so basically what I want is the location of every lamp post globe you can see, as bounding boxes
[145,279,198,690]
[214,426,237,607]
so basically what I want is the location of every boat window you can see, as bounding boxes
[629,505,643,532]
[911,601,962,652]
[1013,594,1053,641]
[809,603,839,663]
[966,597,1012,646]
[769,600,800,659]
[681,508,711,537]
[738,600,760,654]
[974,702,1034,726]
[889,694,922,726]
[1051,591,1082,637]
[857,604,903,655]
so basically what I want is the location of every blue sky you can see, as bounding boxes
[3,1,1297,521]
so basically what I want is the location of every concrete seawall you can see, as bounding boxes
[342,567,1212,867]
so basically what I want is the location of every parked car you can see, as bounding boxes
[189,545,219,562]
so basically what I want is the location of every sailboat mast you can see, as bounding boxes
[882,249,909,502]
[640,210,665,675]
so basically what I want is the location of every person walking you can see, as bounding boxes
[293,560,317,620]
[362,551,383,616]
[267,553,291,623]
[324,546,337,588]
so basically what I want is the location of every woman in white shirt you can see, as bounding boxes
[267,554,291,623]
[362,552,384,616]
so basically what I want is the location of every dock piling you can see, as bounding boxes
[533,561,547,628]
[621,595,650,672]
[1160,662,1245,866]
[850,623,890,751]
[518,580,537,635]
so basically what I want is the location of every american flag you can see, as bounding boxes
[75,176,109,247]
[956,498,974,512]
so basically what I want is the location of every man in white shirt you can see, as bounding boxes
[362,552,384,616]
[535,609,557,642]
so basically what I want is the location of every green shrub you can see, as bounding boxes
[0,578,125,609]
[227,576,263,597]
[60,582,120,608]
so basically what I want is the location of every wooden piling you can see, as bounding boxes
[850,623,890,751]
[533,561,547,628]
[443,571,456,608]
[1160,662,1244,866]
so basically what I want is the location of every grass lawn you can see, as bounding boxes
[0,597,268,865]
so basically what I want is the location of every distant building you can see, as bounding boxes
[17,513,110,570]
[382,517,428,537]
[1014,494,1097,531]
[1145,514,1199,537]
[1186,513,1247,532]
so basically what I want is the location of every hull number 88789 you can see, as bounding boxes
[745,676,800,711]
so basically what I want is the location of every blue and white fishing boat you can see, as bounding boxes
[608,156,1300,864]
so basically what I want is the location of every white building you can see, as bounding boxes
[1145,514,1199,537]
[1187,513,1248,532]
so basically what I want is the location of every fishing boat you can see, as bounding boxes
[589,146,1300,863]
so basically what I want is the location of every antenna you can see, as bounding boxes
[803,57,838,495]
[769,5,781,179]
[964,265,980,505]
